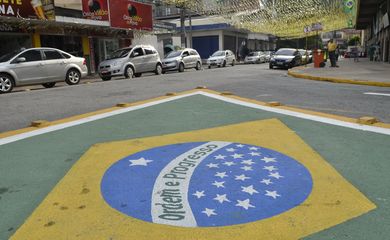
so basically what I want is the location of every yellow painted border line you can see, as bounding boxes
[288,69,390,87]
[10,119,377,240]
[1,89,389,144]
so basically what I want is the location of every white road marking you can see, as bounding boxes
[1,91,390,146]
[198,92,390,136]
[151,141,230,227]
[364,92,390,97]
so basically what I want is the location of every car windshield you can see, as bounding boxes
[248,52,259,56]
[165,51,182,58]
[275,49,295,56]
[0,49,23,63]
[211,51,225,57]
[107,48,131,59]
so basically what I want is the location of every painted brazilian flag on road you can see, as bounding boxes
[1,90,389,240]
[102,141,312,227]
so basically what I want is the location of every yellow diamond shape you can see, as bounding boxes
[11,119,375,240]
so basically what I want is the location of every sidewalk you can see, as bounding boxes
[288,58,390,87]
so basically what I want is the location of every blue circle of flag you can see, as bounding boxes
[101,142,312,227]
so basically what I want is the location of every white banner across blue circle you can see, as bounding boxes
[101,142,312,227]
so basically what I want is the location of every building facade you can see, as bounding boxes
[0,0,159,74]
[162,15,276,60]
[356,0,390,63]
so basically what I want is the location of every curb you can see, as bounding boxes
[288,69,390,87]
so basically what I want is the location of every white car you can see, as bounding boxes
[244,51,266,64]
[207,50,236,68]
[0,47,88,93]
[98,45,162,80]
[162,48,202,72]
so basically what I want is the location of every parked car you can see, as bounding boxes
[206,50,236,68]
[298,49,310,64]
[307,50,313,63]
[269,48,302,69]
[244,51,266,64]
[264,51,273,62]
[98,45,162,81]
[162,48,202,72]
[0,47,88,93]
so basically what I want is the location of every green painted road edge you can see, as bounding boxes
[1,92,389,240]
[288,68,390,87]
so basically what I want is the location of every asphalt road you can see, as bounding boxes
[1,63,389,133]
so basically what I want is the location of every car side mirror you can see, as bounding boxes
[15,57,26,63]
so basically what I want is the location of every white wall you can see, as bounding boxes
[172,36,181,48]
[132,34,164,59]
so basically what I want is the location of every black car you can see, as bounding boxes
[269,48,302,69]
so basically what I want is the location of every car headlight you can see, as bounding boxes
[270,58,275,61]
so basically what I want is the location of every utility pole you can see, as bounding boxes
[188,12,192,48]
[180,8,187,48]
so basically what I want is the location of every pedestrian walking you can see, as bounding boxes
[327,39,339,67]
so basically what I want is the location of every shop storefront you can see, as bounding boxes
[0,16,133,74]
[0,0,152,74]
[0,33,32,56]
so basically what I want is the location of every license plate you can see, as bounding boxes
[277,62,283,65]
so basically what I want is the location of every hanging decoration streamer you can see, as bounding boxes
[161,0,357,38]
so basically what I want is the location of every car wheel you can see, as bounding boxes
[101,77,111,81]
[134,73,142,77]
[195,62,201,70]
[222,60,226,67]
[0,73,14,94]
[269,64,273,69]
[155,64,162,75]
[42,82,56,88]
[208,65,211,69]
[125,66,134,78]
[232,60,235,66]
[65,69,81,85]
[178,63,184,72]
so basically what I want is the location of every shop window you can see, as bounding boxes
[0,34,32,57]
[41,35,82,57]
[17,50,42,62]
[44,50,64,60]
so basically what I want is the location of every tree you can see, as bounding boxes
[348,36,360,46]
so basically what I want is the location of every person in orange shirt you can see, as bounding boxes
[327,39,339,67]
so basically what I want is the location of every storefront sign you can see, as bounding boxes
[0,0,55,20]
[109,0,153,31]
[311,22,323,31]
[303,26,311,34]
[82,0,109,21]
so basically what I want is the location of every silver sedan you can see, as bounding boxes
[0,47,88,93]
